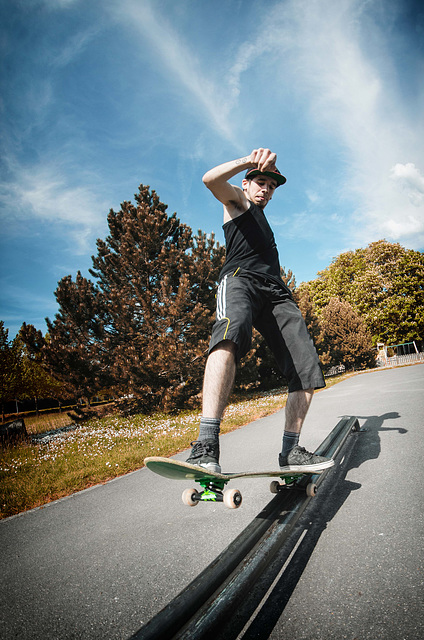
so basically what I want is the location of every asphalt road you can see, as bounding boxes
[1,364,423,639]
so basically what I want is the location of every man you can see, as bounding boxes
[186,148,334,474]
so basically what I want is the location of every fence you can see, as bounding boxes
[1,400,114,423]
[384,352,424,367]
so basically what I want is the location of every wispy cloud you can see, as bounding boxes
[277,0,424,249]
[0,278,58,315]
[110,0,243,150]
[50,25,101,69]
[226,0,424,249]
[0,162,108,253]
[34,0,81,10]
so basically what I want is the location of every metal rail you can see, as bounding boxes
[130,416,360,640]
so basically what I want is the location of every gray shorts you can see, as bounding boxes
[209,270,325,392]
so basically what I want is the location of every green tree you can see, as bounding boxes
[308,240,424,346]
[319,298,376,370]
[281,266,296,293]
[293,282,321,346]
[0,322,22,421]
[17,328,65,414]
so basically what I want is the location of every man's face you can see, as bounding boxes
[242,175,278,209]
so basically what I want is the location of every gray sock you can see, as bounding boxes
[281,431,300,456]
[198,417,221,441]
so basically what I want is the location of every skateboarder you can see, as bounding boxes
[186,148,334,475]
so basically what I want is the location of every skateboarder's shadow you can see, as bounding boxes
[232,411,406,640]
[349,411,405,468]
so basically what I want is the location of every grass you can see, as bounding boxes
[24,412,78,434]
[0,374,355,520]
[0,388,295,519]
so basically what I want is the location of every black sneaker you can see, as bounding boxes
[186,439,221,473]
[279,445,334,473]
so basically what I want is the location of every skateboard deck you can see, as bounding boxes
[144,456,322,509]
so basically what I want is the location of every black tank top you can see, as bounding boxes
[219,202,282,283]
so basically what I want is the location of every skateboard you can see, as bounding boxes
[144,457,322,509]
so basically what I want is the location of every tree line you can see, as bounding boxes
[0,321,63,421]
[2,183,423,417]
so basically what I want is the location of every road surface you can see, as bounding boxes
[1,364,423,639]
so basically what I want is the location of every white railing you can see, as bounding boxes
[383,352,424,367]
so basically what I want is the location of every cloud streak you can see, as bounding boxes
[286,0,423,248]
[0,163,108,253]
[111,0,243,150]
[226,0,424,249]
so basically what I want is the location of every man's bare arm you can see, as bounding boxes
[202,156,253,209]
[202,148,277,210]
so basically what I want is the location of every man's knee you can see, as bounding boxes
[209,339,237,358]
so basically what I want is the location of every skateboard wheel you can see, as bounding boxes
[223,488,242,509]
[182,488,199,507]
[306,483,317,497]
[270,481,281,494]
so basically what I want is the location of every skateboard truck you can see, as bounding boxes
[270,474,318,497]
[182,479,243,509]
[182,474,316,509]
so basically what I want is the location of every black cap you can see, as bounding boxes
[245,167,286,186]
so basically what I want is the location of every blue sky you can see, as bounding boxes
[1,0,423,339]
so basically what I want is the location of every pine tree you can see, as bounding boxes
[43,273,111,403]
[43,184,225,412]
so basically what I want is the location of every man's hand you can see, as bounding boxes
[249,148,277,173]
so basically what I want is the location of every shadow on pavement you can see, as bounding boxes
[219,412,406,640]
